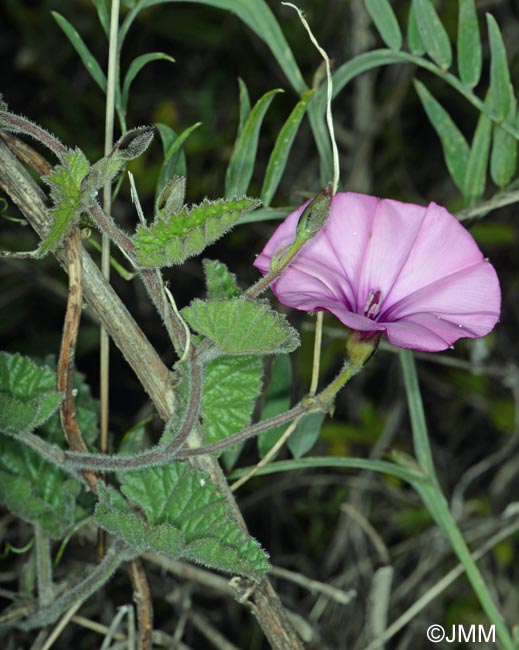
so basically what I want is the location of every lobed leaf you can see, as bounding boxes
[225,88,283,198]
[0,352,61,435]
[40,148,91,255]
[261,90,315,207]
[411,0,452,69]
[364,0,403,51]
[52,12,107,93]
[487,14,513,121]
[457,0,482,88]
[134,197,260,267]
[95,464,270,579]
[414,80,469,192]
[201,355,263,452]
[182,298,300,355]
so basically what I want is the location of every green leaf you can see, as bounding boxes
[490,100,518,188]
[118,0,307,95]
[95,464,270,579]
[40,148,91,255]
[258,355,292,457]
[182,298,300,355]
[134,196,260,267]
[203,259,241,299]
[0,353,61,435]
[237,78,251,138]
[52,12,107,93]
[457,0,482,88]
[121,53,175,114]
[414,80,469,192]
[260,90,315,207]
[0,442,84,539]
[412,0,452,69]
[487,14,513,121]
[155,122,201,206]
[225,88,283,198]
[92,0,110,36]
[288,412,325,459]
[407,3,426,55]
[364,0,403,50]
[201,356,263,452]
[463,96,492,203]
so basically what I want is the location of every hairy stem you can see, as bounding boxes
[34,525,53,608]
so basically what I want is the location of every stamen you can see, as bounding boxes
[364,289,382,320]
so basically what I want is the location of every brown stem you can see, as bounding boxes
[57,225,98,495]
[128,559,154,650]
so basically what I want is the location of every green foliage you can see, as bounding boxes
[155,122,201,205]
[487,14,513,121]
[0,436,84,539]
[407,3,426,55]
[258,355,292,457]
[457,0,482,88]
[364,0,403,51]
[414,80,469,192]
[52,12,107,93]
[203,259,241,299]
[95,464,270,579]
[225,88,283,198]
[288,412,325,459]
[0,352,62,435]
[121,53,175,116]
[237,78,251,137]
[40,149,91,255]
[134,197,260,267]
[491,102,518,188]
[260,89,315,208]
[412,0,452,69]
[201,355,263,451]
[182,298,299,355]
[463,97,492,203]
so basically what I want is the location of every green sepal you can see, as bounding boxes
[134,196,261,267]
[182,298,300,356]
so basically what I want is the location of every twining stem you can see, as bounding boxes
[34,525,53,608]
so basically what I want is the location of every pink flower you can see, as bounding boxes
[254,192,501,352]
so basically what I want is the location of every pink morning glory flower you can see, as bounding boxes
[254,192,501,352]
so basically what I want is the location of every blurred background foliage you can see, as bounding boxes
[1,1,518,648]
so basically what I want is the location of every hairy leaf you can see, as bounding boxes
[364,0,402,51]
[95,464,270,579]
[40,148,91,255]
[225,88,283,198]
[202,355,263,451]
[182,298,300,355]
[414,80,469,191]
[457,0,482,88]
[134,197,260,267]
[203,259,241,299]
[412,0,452,69]
[0,353,61,435]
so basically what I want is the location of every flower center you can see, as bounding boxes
[363,289,382,320]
